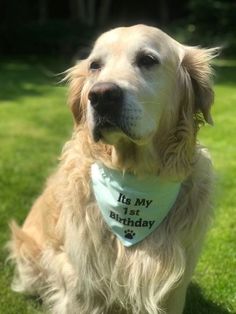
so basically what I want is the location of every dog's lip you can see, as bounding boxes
[91,115,143,143]
[93,121,120,142]
[93,123,143,143]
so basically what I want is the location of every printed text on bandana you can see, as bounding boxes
[109,193,155,239]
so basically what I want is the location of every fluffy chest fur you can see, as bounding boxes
[57,141,213,314]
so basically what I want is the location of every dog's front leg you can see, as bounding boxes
[165,281,189,314]
[40,247,80,314]
[165,234,206,314]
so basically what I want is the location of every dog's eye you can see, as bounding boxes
[136,54,159,69]
[89,60,102,71]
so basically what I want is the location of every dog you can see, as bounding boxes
[8,25,218,314]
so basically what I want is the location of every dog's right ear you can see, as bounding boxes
[66,60,88,125]
[181,47,220,125]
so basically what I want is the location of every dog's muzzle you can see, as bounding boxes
[88,82,124,141]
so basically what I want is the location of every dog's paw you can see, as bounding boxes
[124,229,136,239]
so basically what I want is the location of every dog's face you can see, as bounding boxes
[68,25,217,175]
[85,25,183,145]
[80,25,187,145]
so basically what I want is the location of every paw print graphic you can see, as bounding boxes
[124,229,136,239]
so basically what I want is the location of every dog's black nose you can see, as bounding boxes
[88,82,123,116]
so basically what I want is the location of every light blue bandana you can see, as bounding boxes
[91,163,181,247]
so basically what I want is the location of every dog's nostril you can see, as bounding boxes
[88,83,123,113]
[88,90,99,106]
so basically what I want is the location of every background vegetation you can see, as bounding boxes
[0,1,235,313]
[0,0,236,58]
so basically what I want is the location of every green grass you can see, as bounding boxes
[0,58,235,313]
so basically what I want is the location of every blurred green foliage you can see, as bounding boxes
[183,0,236,54]
[0,0,235,58]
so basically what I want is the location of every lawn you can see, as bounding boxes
[0,58,235,314]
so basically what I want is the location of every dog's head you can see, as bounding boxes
[67,25,218,176]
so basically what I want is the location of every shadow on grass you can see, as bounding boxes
[0,59,67,102]
[213,61,236,86]
[184,282,231,314]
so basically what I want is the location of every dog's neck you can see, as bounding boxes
[111,140,158,176]
[78,127,196,180]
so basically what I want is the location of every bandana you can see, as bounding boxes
[91,163,181,247]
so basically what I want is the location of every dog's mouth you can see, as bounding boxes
[92,115,140,143]
[93,119,119,142]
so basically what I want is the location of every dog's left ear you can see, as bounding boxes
[181,47,219,125]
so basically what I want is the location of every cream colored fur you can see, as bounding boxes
[8,25,218,314]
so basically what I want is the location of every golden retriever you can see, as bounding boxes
[9,25,218,314]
